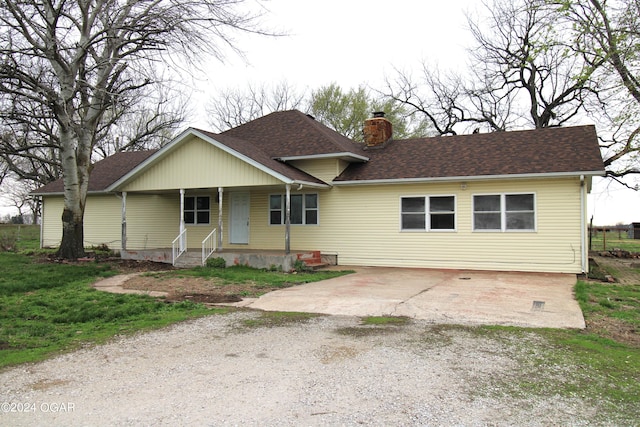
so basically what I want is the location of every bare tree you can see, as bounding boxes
[549,0,640,180]
[382,65,493,136]
[384,0,600,135]
[206,81,306,132]
[0,0,271,259]
[467,0,600,129]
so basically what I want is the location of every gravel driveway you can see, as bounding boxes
[0,311,617,426]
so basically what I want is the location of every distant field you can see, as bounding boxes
[590,228,640,252]
[0,224,40,251]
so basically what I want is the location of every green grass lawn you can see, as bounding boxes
[0,252,216,368]
[0,251,353,369]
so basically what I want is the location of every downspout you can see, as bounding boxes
[580,175,587,274]
[285,184,291,254]
[217,187,223,251]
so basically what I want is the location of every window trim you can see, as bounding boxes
[184,195,211,226]
[268,193,319,226]
[400,195,457,232]
[472,192,536,232]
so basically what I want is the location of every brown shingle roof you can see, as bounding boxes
[33,150,157,194]
[220,110,365,158]
[33,114,604,195]
[335,125,604,182]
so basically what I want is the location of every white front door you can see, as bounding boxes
[230,192,250,244]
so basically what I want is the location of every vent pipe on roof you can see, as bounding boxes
[363,112,392,147]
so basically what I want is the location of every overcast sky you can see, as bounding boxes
[2,0,638,225]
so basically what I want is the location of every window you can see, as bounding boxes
[401,196,455,231]
[184,196,210,225]
[473,193,535,231]
[269,193,318,225]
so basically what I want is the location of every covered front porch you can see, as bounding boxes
[117,183,331,271]
[110,128,332,270]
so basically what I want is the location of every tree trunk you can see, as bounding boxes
[57,206,85,260]
[55,128,89,260]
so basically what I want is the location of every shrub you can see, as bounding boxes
[0,231,18,252]
[293,259,309,272]
[206,257,226,268]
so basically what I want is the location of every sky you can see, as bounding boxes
[1,0,639,225]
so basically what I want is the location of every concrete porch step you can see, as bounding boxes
[174,251,204,268]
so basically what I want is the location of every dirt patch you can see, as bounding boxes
[586,315,640,347]
[121,273,283,304]
[36,254,175,274]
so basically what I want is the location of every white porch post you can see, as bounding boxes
[179,189,186,252]
[121,191,127,252]
[285,183,291,254]
[217,187,224,251]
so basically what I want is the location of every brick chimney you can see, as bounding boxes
[363,111,392,147]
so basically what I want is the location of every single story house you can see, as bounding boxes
[33,110,605,273]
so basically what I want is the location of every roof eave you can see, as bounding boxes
[332,170,606,186]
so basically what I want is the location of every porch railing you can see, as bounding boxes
[172,228,187,266]
[201,228,217,266]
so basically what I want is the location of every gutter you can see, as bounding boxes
[332,170,605,186]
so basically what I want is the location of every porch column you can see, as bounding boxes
[217,187,224,251]
[285,183,291,254]
[121,191,127,252]
[179,189,185,252]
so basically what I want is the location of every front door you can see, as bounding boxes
[230,192,250,244]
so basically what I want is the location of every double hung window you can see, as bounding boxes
[184,196,210,225]
[269,194,318,225]
[473,193,535,231]
[401,196,455,231]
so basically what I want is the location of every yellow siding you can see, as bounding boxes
[121,136,283,192]
[44,176,586,273]
[41,195,122,249]
[124,193,181,249]
[41,196,63,248]
[84,195,121,247]
[288,159,344,183]
[230,177,578,273]
[314,178,583,273]
[234,178,584,273]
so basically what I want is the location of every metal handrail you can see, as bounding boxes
[201,228,217,266]
[172,228,187,266]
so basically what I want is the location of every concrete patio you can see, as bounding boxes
[245,267,585,329]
